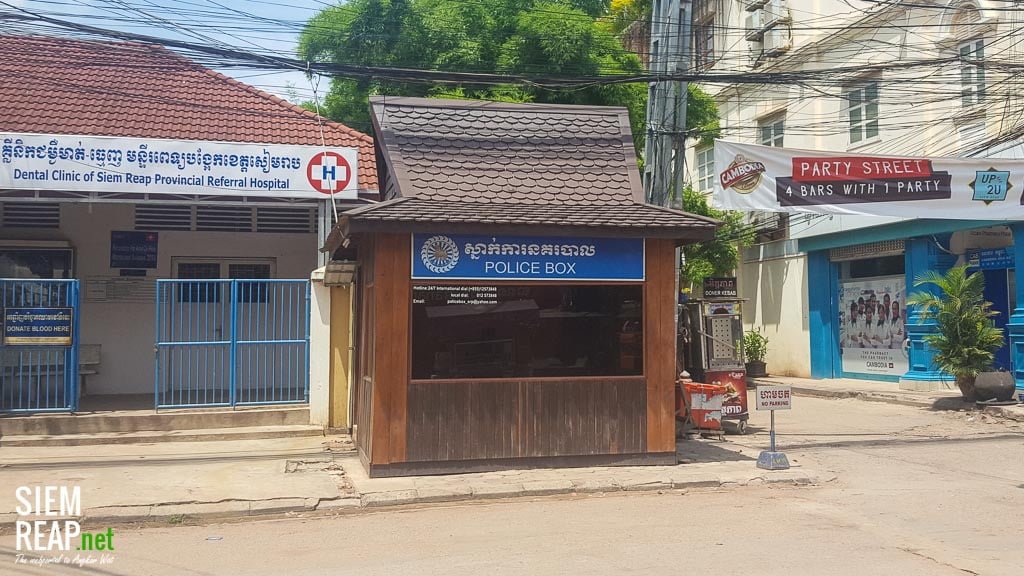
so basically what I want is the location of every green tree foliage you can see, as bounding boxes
[906,265,1005,383]
[298,0,718,153]
[679,186,753,289]
[607,0,650,34]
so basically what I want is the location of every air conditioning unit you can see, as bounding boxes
[745,10,765,40]
[744,0,769,11]
[765,0,792,26]
[764,27,792,55]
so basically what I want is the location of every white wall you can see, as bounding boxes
[739,252,812,378]
[308,278,330,427]
[54,202,317,395]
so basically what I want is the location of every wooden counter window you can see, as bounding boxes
[410,284,643,380]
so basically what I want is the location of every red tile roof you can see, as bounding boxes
[0,35,377,191]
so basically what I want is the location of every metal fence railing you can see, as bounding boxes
[155,279,309,409]
[0,279,80,413]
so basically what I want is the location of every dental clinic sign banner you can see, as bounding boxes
[713,140,1024,218]
[1,132,359,199]
[412,234,645,281]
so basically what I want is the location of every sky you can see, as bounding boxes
[3,0,332,102]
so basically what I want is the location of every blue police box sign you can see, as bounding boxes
[411,234,645,281]
[3,307,74,346]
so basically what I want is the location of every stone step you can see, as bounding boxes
[0,424,324,447]
[0,406,310,436]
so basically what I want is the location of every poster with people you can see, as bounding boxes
[839,277,908,376]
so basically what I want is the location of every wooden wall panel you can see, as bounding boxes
[644,239,677,453]
[355,375,373,458]
[354,236,375,462]
[370,233,411,464]
[406,378,646,462]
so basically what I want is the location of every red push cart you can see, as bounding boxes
[678,380,726,438]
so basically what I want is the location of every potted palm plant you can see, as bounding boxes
[743,329,769,378]
[907,265,1005,402]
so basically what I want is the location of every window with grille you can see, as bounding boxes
[173,259,274,303]
[845,81,879,145]
[759,113,785,147]
[753,212,789,243]
[960,38,985,107]
[0,202,60,229]
[696,146,715,193]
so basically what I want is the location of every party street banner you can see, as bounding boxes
[713,140,1024,219]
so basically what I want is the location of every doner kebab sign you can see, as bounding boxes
[713,140,1024,219]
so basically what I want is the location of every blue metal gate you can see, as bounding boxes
[154,280,310,409]
[0,279,80,413]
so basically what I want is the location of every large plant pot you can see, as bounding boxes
[955,374,977,402]
[974,371,1016,402]
[745,361,767,378]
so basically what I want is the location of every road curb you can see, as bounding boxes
[349,470,830,510]
[4,472,830,529]
[788,386,941,409]
[782,384,1024,421]
[981,404,1024,422]
[71,497,362,527]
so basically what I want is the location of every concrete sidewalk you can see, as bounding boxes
[0,432,831,527]
[342,438,832,508]
[0,436,361,526]
[751,376,1024,422]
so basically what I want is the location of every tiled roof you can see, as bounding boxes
[370,97,640,205]
[0,35,377,191]
[340,97,718,240]
[342,197,717,240]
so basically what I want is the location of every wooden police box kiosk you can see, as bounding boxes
[330,97,717,477]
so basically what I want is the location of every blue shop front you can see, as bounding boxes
[711,140,1024,393]
[801,221,1024,391]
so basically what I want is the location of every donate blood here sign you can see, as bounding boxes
[755,385,792,411]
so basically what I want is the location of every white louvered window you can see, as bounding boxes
[135,204,314,233]
[135,205,193,231]
[195,206,254,232]
[256,207,315,233]
[0,202,61,229]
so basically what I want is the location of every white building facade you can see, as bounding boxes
[0,36,376,414]
[687,0,1024,387]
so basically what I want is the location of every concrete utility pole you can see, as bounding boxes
[643,0,691,209]
[643,0,693,365]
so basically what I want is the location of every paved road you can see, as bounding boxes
[3,396,1022,576]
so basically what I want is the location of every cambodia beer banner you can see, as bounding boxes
[1,132,359,199]
[713,140,1024,219]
